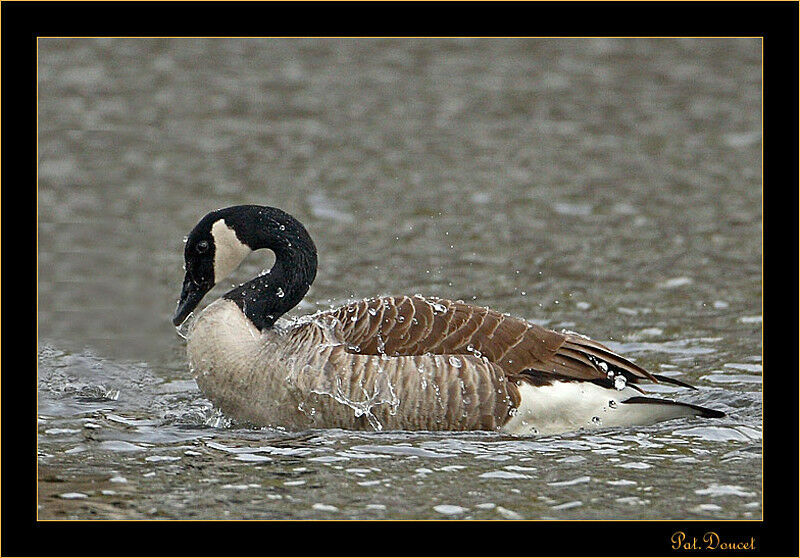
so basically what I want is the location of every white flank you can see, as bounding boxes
[211,219,252,284]
[502,381,701,435]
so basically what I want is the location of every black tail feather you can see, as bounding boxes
[651,373,698,390]
[622,396,725,418]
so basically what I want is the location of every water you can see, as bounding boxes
[38,38,761,519]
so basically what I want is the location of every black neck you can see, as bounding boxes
[221,206,317,330]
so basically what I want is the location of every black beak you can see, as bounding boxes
[173,273,212,326]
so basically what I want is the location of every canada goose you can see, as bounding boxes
[173,205,724,434]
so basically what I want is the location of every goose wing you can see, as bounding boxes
[318,295,657,385]
[282,314,520,430]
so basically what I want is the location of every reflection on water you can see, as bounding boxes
[38,38,761,519]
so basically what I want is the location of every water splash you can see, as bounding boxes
[308,374,400,432]
[174,314,194,339]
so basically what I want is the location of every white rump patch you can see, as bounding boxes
[502,381,700,435]
[211,219,251,284]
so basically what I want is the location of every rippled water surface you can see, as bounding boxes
[38,38,761,520]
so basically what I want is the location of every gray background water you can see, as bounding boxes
[38,38,761,520]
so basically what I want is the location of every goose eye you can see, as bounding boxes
[196,240,209,254]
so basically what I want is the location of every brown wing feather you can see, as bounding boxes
[317,295,658,385]
[561,336,656,381]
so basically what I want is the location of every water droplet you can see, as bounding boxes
[614,375,627,390]
[175,314,194,339]
[591,416,601,425]
[368,308,377,316]
[608,400,617,409]
[449,356,462,368]
[276,287,285,298]
[279,224,286,230]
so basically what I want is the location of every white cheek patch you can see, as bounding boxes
[211,219,251,284]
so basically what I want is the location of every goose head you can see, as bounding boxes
[173,205,318,328]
